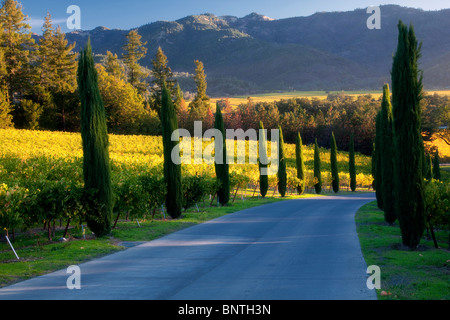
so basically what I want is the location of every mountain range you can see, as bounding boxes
[60,5,450,96]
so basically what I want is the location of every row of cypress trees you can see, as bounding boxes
[374,21,442,249]
[311,134,356,195]
[258,122,357,198]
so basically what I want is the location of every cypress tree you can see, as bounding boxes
[314,138,322,194]
[277,125,287,197]
[161,81,183,218]
[214,103,230,205]
[374,111,384,210]
[379,83,396,224]
[330,131,339,193]
[349,133,356,192]
[77,39,113,237]
[391,21,425,248]
[433,150,441,181]
[295,131,306,195]
[371,142,376,190]
[258,121,269,198]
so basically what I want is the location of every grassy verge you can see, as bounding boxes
[0,193,319,288]
[356,201,450,300]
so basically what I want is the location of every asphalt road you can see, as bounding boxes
[0,193,377,300]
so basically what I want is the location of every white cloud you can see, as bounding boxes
[28,17,68,29]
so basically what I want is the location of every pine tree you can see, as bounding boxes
[151,47,175,117]
[379,83,396,224]
[349,133,357,192]
[77,39,113,237]
[277,125,287,197]
[314,138,322,194]
[103,51,126,80]
[0,85,12,128]
[433,150,441,181]
[295,131,306,194]
[330,131,339,193]
[174,83,184,112]
[258,121,269,198]
[36,12,55,91]
[0,0,36,99]
[214,103,230,205]
[122,29,148,96]
[36,13,78,131]
[391,21,425,248]
[188,60,210,124]
[161,81,182,218]
[374,111,384,210]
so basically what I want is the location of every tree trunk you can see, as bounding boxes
[113,212,121,229]
[232,183,241,203]
[63,218,71,238]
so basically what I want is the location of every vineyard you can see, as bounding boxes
[0,128,373,239]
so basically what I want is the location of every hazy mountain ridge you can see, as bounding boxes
[62,5,450,96]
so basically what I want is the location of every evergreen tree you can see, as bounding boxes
[188,60,210,125]
[77,39,113,237]
[0,85,12,128]
[214,103,230,205]
[295,131,306,194]
[433,150,441,181]
[103,51,126,80]
[330,131,339,193]
[391,21,425,248]
[122,29,148,96]
[150,47,175,117]
[379,83,396,224]
[277,125,287,197]
[0,37,5,82]
[0,0,36,99]
[371,142,376,190]
[349,133,357,192]
[313,139,322,194]
[36,12,54,91]
[35,13,78,131]
[374,111,384,210]
[174,83,185,112]
[161,81,182,219]
[258,121,269,198]
[21,99,42,130]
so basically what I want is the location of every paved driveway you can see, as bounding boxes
[0,194,377,300]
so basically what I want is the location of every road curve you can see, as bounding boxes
[0,193,377,300]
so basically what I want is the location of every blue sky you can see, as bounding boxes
[18,0,450,34]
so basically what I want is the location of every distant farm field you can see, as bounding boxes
[210,90,450,108]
